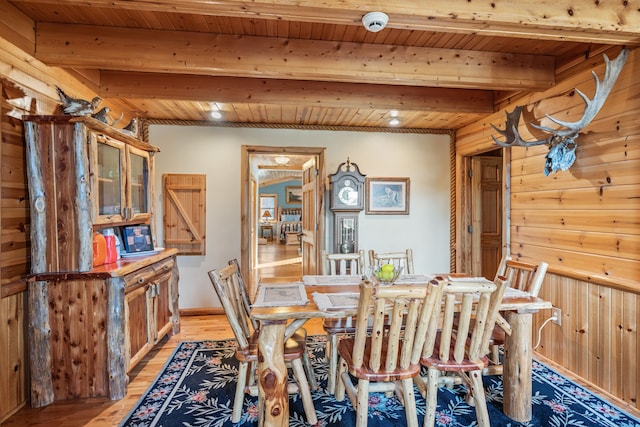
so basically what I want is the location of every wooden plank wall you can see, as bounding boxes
[456,47,640,409]
[0,81,30,421]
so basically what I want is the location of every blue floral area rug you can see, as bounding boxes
[120,336,640,427]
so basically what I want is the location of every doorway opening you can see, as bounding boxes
[460,148,505,279]
[256,165,304,281]
[240,146,325,292]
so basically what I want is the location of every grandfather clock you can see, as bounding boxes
[329,159,365,254]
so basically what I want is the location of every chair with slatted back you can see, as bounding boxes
[208,263,317,424]
[334,277,447,427]
[320,249,366,394]
[368,248,414,274]
[486,256,548,374]
[227,258,317,390]
[415,276,509,427]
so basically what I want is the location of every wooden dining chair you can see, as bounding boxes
[321,249,367,276]
[320,249,366,394]
[334,277,447,427]
[227,258,317,390]
[368,248,415,274]
[208,263,317,424]
[486,256,549,374]
[414,276,509,427]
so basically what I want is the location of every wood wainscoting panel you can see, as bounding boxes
[533,272,639,411]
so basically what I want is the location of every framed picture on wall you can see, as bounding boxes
[365,177,410,215]
[286,186,302,204]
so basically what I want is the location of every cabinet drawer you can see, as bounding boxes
[123,258,175,291]
[152,258,174,275]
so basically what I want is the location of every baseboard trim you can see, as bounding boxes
[179,307,225,316]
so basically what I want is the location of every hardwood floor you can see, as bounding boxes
[6,241,640,425]
[253,236,303,284]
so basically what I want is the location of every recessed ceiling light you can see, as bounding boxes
[389,118,400,126]
[389,110,399,118]
[210,111,222,119]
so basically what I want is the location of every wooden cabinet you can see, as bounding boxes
[124,257,175,369]
[29,251,179,406]
[23,115,179,407]
[24,115,159,272]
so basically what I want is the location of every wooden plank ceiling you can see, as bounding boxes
[4,0,640,130]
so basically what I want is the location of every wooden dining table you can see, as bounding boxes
[250,274,552,427]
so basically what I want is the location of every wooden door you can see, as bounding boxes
[162,174,206,255]
[301,158,319,275]
[153,271,174,343]
[126,285,153,370]
[471,156,503,279]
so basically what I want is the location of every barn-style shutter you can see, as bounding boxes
[163,174,206,255]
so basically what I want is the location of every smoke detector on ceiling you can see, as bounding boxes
[362,12,389,33]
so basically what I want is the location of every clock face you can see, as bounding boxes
[338,186,358,205]
[329,162,365,211]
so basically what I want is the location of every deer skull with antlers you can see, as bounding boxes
[491,48,629,176]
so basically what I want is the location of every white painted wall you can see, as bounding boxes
[149,125,451,309]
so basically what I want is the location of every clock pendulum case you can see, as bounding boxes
[328,158,365,254]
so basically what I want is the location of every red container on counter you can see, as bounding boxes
[103,228,118,264]
[92,232,107,267]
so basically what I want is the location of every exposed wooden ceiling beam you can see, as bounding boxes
[13,0,640,44]
[36,23,555,91]
[100,72,494,113]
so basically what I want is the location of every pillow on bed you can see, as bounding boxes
[281,214,301,222]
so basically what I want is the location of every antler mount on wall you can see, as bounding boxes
[491,47,630,176]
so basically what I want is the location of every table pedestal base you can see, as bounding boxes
[503,311,533,422]
[258,320,289,427]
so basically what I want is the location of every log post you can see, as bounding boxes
[24,122,46,273]
[170,256,180,335]
[107,277,127,399]
[503,310,534,422]
[258,320,289,427]
[73,123,93,272]
[27,280,53,407]
[25,122,54,407]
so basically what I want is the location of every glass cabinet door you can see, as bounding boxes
[127,146,151,221]
[90,132,152,225]
[94,135,126,223]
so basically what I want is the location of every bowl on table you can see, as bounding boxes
[370,264,403,285]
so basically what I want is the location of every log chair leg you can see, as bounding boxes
[469,370,490,427]
[423,368,440,427]
[291,358,318,425]
[355,379,370,427]
[232,361,249,422]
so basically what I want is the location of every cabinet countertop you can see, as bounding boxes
[28,248,179,281]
